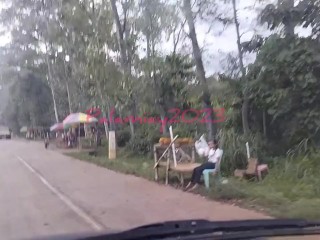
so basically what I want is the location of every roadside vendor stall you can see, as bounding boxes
[62,112,98,149]
[25,126,46,139]
[50,122,70,148]
[153,126,198,185]
[20,126,28,134]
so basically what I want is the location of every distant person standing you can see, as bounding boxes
[97,128,101,146]
[44,132,49,149]
[67,130,72,147]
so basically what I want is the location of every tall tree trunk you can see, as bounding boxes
[129,120,135,137]
[97,80,109,140]
[129,97,137,138]
[232,0,250,136]
[107,103,115,131]
[263,110,267,137]
[41,2,59,123]
[160,113,167,135]
[110,0,128,72]
[45,48,59,123]
[63,63,72,114]
[278,0,295,37]
[66,81,72,114]
[172,19,186,56]
[110,0,135,138]
[183,0,215,139]
[89,3,108,139]
[146,33,151,65]
[103,112,109,140]
[127,35,136,139]
[151,38,165,132]
[49,83,59,123]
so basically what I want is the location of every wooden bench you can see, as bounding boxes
[170,162,201,185]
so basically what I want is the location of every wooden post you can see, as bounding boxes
[78,123,81,149]
[154,145,158,181]
[109,131,116,159]
[169,126,177,167]
[246,142,250,161]
[165,149,170,185]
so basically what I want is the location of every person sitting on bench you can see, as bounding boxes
[185,139,223,191]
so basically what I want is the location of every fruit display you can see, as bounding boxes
[159,137,193,145]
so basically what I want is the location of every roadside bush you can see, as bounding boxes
[126,134,151,156]
[143,125,162,144]
[116,129,131,147]
[172,122,198,138]
[219,129,266,175]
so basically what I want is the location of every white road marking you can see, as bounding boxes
[16,155,103,231]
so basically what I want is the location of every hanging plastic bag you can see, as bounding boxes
[195,135,209,157]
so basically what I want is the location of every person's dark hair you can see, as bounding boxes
[208,139,219,147]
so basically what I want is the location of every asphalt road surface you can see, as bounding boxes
[0,139,318,240]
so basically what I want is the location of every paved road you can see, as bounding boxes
[0,140,317,240]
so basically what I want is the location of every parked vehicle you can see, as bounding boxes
[0,126,11,139]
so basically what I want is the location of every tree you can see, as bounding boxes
[4,72,54,133]
[0,0,64,123]
[182,0,216,139]
[110,0,139,137]
[232,0,250,136]
[247,35,320,147]
[260,0,320,38]
[136,0,181,134]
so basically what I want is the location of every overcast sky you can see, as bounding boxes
[0,0,311,76]
[160,0,311,75]
[159,0,276,75]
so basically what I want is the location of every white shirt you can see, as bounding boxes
[205,148,223,163]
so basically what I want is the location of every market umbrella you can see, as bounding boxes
[63,112,98,125]
[63,113,98,148]
[50,123,65,132]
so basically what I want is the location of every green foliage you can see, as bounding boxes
[125,122,162,156]
[144,127,162,144]
[139,54,195,119]
[248,36,320,146]
[116,129,131,147]
[4,73,54,133]
[260,0,320,38]
[172,123,198,138]
[219,130,267,175]
[126,134,151,156]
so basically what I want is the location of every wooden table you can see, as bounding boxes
[153,143,197,185]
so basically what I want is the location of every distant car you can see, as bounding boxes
[0,126,11,139]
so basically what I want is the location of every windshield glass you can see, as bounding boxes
[0,0,319,239]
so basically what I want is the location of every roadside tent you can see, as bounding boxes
[62,113,98,148]
[50,123,65,132]
[20,126,28,133]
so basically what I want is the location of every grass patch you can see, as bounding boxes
[66,148,155,181]
[65,147,320,220]
[66,147,186,187]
